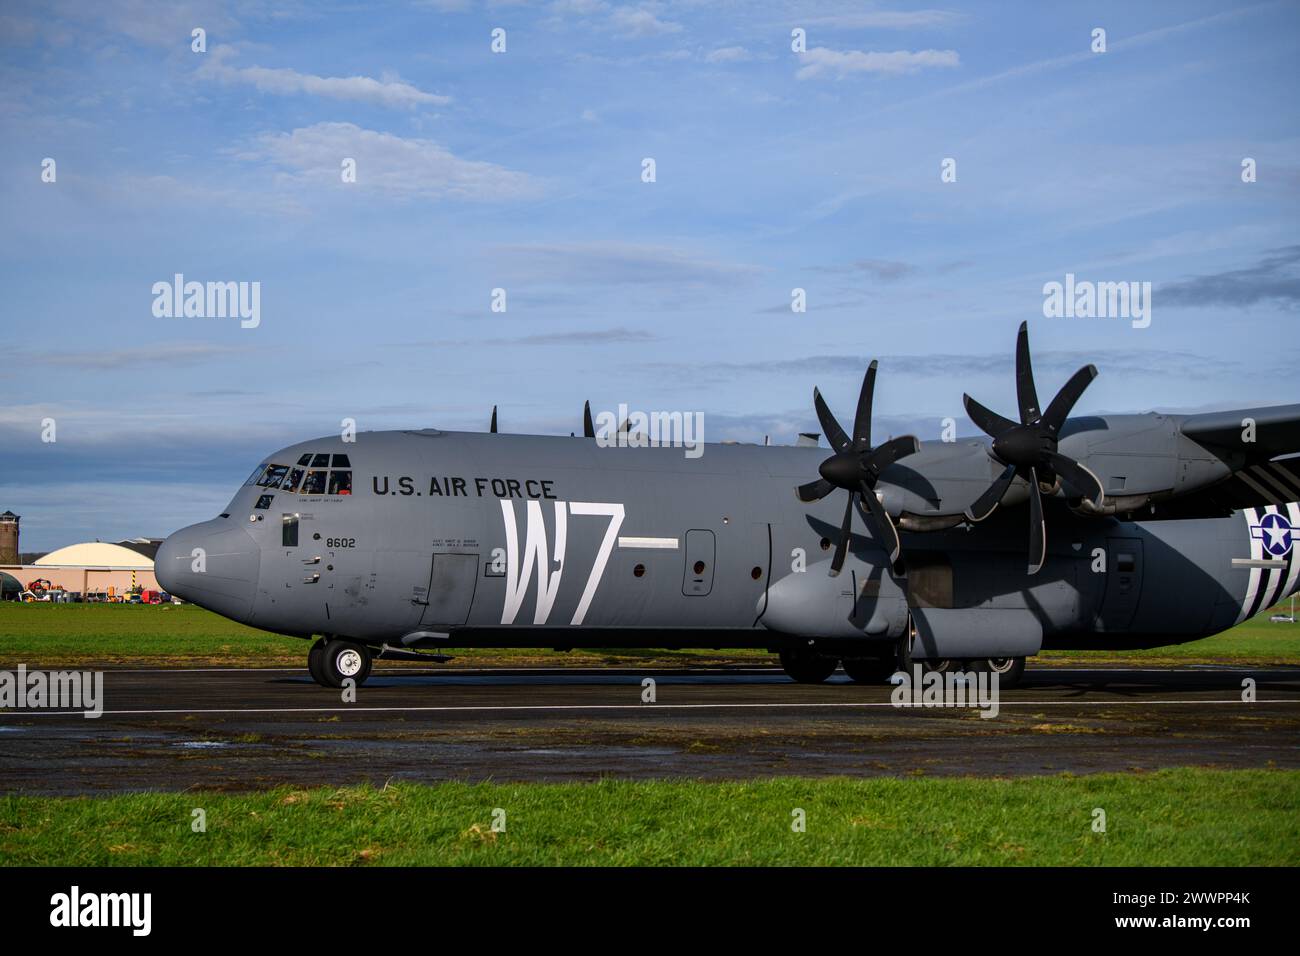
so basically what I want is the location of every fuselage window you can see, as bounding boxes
[282,514,299,547]
[258,464,289,488]
[284,468,304,493]
[328,470,353,495]
[301,470,328,495]
[332,453,351,468]
[244,464,269,486]
[311,453,331,468]
[297,454,313,466]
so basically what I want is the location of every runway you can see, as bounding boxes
[1,664,1298,795]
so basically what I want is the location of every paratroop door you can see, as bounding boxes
[1100,537,1143,631]
[682,529,715,596]
[420,553,479,628]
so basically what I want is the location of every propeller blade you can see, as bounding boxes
[963,393,1017,438]
[813,387,851,452]
[490,406,498,434]
[1027,466,1046,574]
[865,435,921,475]
[858,483,902,568]
[1015,320,1041,423]
[796,478,834,503]
[852,361,877,447]
[829,493,855,577]
[1041,364,1098,434]
[583,400,595,439]
[1044,452,1104,508]
[965,462,1017,522]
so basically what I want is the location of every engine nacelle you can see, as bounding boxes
[762,558,909,640]
[908,607,1043,659]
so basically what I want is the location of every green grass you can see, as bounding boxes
[2,601,1298,668]
[0,603,768,667]
[1,769,1294,866]
[1038,613,1300,665]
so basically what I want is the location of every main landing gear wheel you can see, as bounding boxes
[979,656,1026,688]
[840,656,898,684]
[307,638,327,685]
[779,649,839,684]
[316,638,372,688]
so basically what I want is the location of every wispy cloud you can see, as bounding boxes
[816,259,917,280]
[804,10,963,30]
[492,241,760,287]
[705,46,752,63]
[18,342,250,371]
[649,348,1262,385]
[403,327,655,348]
[796,47,960,80]
[198,45,450,109]
[241,122,542,202]
[1159,246,1300,309]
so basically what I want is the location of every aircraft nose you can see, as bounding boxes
[155,519,261,621]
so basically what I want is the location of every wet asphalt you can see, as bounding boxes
[1,664,1297,794]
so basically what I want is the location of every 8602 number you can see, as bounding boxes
[326,537,356,548]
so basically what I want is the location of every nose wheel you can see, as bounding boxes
[308,637,372,688]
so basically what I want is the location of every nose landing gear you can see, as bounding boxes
[307,637,373,688]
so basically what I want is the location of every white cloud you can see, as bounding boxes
[199,45,450,109]
[805,10,962,29]
[705,46,751,63]
[550,0,608,13]
[796,47,960,80]
[607,6,681,37]
[244,122,542,202]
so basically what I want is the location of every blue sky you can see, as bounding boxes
[1,0,1298,550]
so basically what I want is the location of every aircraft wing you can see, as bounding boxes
[1170,404,1300,515]
[1181,403,1300,460]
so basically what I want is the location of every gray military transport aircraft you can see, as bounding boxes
[155,323,1300,689]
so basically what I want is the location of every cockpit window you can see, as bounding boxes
[332,454,351,468]
[311,453,331,468]
[244,464,269,486]
[301,470,328,495]
[258,464,289,488]
[328,470,353,495]
[284,468,304,493]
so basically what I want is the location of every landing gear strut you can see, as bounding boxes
[894,619,1026,687]
[308,637,372,688]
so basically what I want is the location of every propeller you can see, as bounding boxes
[494,402,595,438]
[796,361,920,577]
[962,321,1104,574]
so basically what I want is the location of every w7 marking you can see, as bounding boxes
[500,500,625,625]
